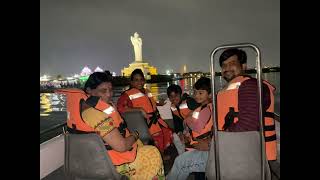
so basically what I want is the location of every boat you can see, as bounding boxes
[40,43,280,180]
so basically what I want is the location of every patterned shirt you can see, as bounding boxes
[81,107,115,137]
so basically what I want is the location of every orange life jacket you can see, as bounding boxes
[188,103,213,144]
[56,89,137,165]
[217,75,277,160]
[54,88,93,132]
[170,99,193,120]
[125,88,169,135]
[84,97,138,165]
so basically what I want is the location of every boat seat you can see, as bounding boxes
[64,133,128,180]
[205,131,271,180]
[121,111,154,145]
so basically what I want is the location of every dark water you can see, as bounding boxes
[40,73,280,143]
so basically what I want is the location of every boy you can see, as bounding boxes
[167,84,199,134]
[167,77,213,180]
[167,84,200,155]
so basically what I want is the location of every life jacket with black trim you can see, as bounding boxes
[187,103,213,145]
[55,88,137,165]
[217,75,277,160]
[81,96,138,165]
[170,94,194,120]
[54,88,92,132]
[124,88,169,135]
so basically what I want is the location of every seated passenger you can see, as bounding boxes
[167,48,277,180]
[167,84,199,134]
[167,77,213,180]
[167,84,200,155]
[76,72,165,180]
[117,69,173,159]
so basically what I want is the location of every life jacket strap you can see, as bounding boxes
[264,111,275,119]
[223,107,276,131]
[222,107,239,130]
[193,131,212,141]
[265,134,277,142]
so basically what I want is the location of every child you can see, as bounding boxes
[167,84,199,134]
[167,84,200,154]
[185,77,213,147]
[166,77,213,180]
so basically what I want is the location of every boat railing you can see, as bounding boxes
[40,122,66,179]
[40,122,67,144]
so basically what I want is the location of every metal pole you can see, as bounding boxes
[254,44,266,180]
[210,48,220,180]
[209,43,265,180]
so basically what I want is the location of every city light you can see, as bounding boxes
[166,69,173,75]
[81,66,92,76]
[40,74,50,81]
[94,66,104,72]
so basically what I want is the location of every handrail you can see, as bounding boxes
[40,122,67,136]
[210,43,266,180]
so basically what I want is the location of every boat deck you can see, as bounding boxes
[42,121,280,180]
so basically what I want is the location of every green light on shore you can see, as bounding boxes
[79,76,89,81]
[79,76,89,86]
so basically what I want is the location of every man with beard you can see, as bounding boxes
[167,48,278,180]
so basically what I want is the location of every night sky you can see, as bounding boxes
[40,0,279,76]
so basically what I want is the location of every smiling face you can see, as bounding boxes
[194,89,210,106]
[221,55,246,82]
[88,82,113,103]
[130,73,145,90]
[168,91,181,106]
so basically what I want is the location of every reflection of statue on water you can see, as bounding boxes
[130,32,143,62]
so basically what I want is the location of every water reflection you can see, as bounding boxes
[40,93,66,117]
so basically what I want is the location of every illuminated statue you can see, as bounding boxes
[130,32,143,62]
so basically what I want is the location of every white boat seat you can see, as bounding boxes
[205,131,271,180]
[121,111,154,145]
[64,133,128,180]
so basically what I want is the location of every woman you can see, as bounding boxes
[117,69,173,159]
[80,71,164,180]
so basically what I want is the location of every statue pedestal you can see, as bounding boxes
[122,61,157,77]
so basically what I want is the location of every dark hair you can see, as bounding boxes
[130,69,144,81]
[167,84,182,96]
[84,72,112,93]
[104,70,112,76]
[194,77,211,94]
[219,48,247,67]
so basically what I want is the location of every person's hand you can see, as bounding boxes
[157,99,167,106]
[178,133,186,143]
[183,130,191,138]
[192,138,211,151]
[182,133,191,144]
